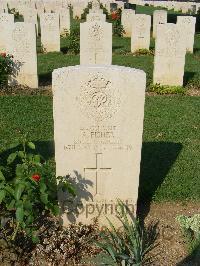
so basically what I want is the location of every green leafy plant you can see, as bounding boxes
[133,49,154,56]
[68,26,80,54]
[176,214,200,254]
[94,200,154,265]
[0,53,14,86]
[149,83,186,95]
[8,7,21,19]
[60,28,70,38]
[100,3,109,19]
[110,9,124,37]
[81,2,92,20]
[0,136,75,242]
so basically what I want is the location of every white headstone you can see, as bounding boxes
[73,2,85,19]
[52,65,146,226]
[59,7,70,36]
[153,23,186,86]
[80,21,112,65]
[40,13,60,52]
[23,9,38,36]
[0,13,14,24]
[177,16,196,53]
[0,14,14,53]
[131,14,151,53]
[87,12,106,22]
[121,9,135,37]
[153,10,167,38]
[8,22,38,88]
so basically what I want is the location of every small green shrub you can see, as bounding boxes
[176,214,200,254]
[68,26,80,54]
[100,3,109,19]
[0,53,14,87]
[0,136,75,243]
[94,200,153,265]
[149,83,186,95]
[8,7,21,19]
[81,3,92,20]
[133,49,154,56]
[60,28,70,38]
[110,9,124,37]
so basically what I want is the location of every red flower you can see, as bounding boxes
[0,52,6,57]
[32,174,41,182]
[111,12,119,20]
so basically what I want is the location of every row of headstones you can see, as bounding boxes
[82,6,196,87]
[121,9,196,86]
[114,7,196,49]
[0,3,196,89]
[0,8,71,88]
[132,0,200,14]
[0,0,87,18]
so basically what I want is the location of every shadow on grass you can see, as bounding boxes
[177,243,200,266]
[112,45,125,52]
[61,46,69,54]
[183,71,195,86]
[193,47,200,54]
[138,141,182,219]
[39,72,52,86]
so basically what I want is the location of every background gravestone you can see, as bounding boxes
[131,14,151,53]
[80,21,112,65]
[52,65,146,226]
[153,23,186,86]
[8,22,38,88]
[0,19,14,53]
[59,8,70,36]
[40,13,60,52]
[87,12,106,22]
[153,10,167,38]
[121,9,135,37]
[23,9,38,36]
[177,16,196,53]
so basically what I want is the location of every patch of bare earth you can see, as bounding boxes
[141,202,200,266]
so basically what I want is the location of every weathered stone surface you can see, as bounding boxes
[59,7,70,35]
[131,14,151,52]
[8,22,38,88]
[80,21,112,65]
[0,16,14,53]
[121,9,135,37]
[23,8,38,35]
[153,23,186,86]
[40,13,60,52]
[177,16,196,53]
[87,12,106,22]
[153,10,167,38]
[52,65,146,226]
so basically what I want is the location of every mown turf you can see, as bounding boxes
[0,96,199,203]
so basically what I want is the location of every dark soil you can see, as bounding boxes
[0,202,199,265]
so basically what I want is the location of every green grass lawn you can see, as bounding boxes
[2,8,200,205]
[0,96,199,203]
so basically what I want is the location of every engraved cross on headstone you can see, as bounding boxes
[84,153,111,196]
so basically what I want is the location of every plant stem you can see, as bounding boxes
[11,221,20,241]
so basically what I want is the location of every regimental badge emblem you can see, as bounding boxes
[79,73,121,121]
